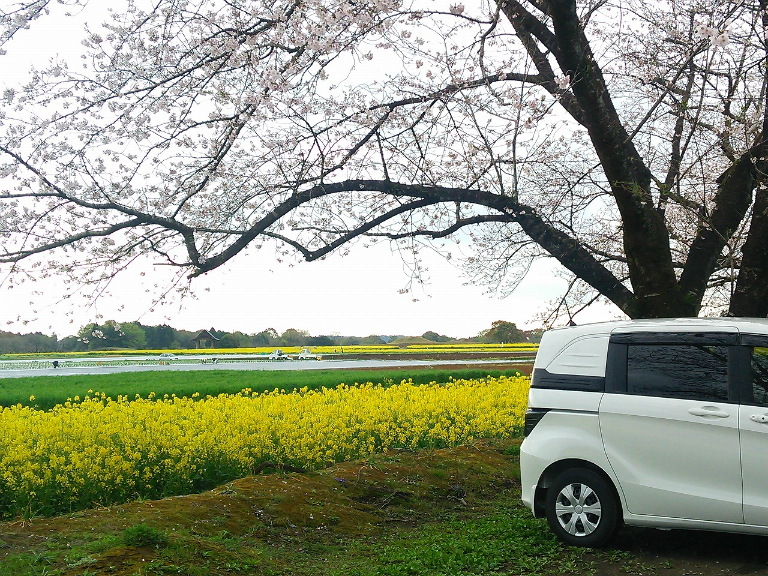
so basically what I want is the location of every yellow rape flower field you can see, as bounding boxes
[0,375,530,519]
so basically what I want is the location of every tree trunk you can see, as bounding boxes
[730,186,768,317]
[546,0,691,318]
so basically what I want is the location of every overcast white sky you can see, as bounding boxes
[0,2,622,338]
[1,243,621,338]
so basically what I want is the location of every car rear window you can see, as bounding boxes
[626,344,729,402]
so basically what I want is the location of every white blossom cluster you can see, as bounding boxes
[694,22,730,48]
[0,0,764,321]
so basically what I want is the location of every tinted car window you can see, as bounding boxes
[627,344,729,402]
[751,347,768,407]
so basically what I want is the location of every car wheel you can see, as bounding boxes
[544,468,620,547]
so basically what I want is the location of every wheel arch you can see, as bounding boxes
[533,459,622,519]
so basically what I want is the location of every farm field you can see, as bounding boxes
[0,342,538,361]
[1,368,764,576]
[0,369,529,519]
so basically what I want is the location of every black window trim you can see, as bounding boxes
[737,335,768,407]
[530,368,605,392]
[609,331,739,346]
[606,342,627,394]
[733,344,752,405]
[741,334,768,347]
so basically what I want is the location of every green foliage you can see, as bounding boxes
[422,331,452,342]
[218,331,251,348]
[251,328,278,347]
[75,320,146,351]
[478,320,524,344]
[3,321,542,353]
[119,322,147,349]
[143,324,176,349]
[0,331,58,355]
[122,523,169,548]
[279,328,311,346]
[342,504,564,576]
[307,335,335,346]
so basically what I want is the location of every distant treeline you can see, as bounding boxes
[0,320,542,354]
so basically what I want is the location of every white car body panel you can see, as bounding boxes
[542,335,609,377]
[739,403,768,526]
[599,394,742,523]
[520,410,617,510]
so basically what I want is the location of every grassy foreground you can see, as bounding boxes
[0,440,614,576]
[6,439,753,576]
[0,367,520,410]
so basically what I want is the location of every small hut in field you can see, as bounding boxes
[192,329,220,349]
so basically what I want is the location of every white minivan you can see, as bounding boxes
[520,318,768,547]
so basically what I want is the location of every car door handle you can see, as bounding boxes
[688,406,730,418]
[750,414,768,424]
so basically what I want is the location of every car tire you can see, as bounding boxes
[544,468,620,547]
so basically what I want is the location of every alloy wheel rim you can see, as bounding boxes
[555,482,602,537]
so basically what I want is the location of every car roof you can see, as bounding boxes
[534,318,768,372]
[546,317,768,336]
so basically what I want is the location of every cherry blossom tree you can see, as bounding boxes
[0,0,766,321]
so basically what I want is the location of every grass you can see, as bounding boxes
[0,367,521,410]
[333,504,567,576]
[0,439,607,576]
[122,524,169,548]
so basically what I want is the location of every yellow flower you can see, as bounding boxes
[0,375,530,518]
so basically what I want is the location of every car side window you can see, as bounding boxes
[627,344,729,402]
[751,347,768,407]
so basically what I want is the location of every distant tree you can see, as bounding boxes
[479,321,523,344]
[98,320,125,348]
[58,335,79,352]
[0,330,57,353]
[142,324,176,349]
[280,329,310,346]
[76,323,100,350]
[251,328,278,347]
[76,320,145,349]
[119,322,147,349]
[173,329,197,350]
[219,331,250,348]
[522,329,545,343]
[217,333,236,347]
[422,331,453,342]
[306,335,335,346]
[362,335,392,345]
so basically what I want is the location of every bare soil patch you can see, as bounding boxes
[589,526,768,575]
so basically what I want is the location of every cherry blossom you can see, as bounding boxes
[0,0,765,323]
